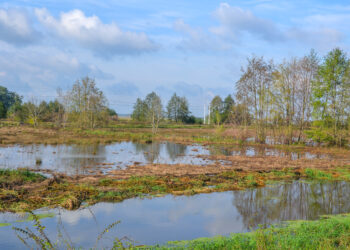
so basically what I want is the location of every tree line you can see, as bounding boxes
[131,92,201,133]
[130,47,350,146]
[234,48,350,146]
[0,77,116,129]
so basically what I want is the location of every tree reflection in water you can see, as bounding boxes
[133,143,161,163]
[165,142,187,161]
[233,181,350,230]
[55,144,107,175]
[133,142,188,163]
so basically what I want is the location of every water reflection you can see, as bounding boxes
[0,181,349,248]
[133,143,161,163]
[0,142,212,175]
[0,141,339,176]
[234,181,350,229]
[208,145,332,160]
[166,142,187,161]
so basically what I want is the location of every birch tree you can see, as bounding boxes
[145,92,163,134]
[65,77,108,129]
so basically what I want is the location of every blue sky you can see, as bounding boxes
[0,0,349,115]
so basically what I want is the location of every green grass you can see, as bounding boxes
[304,168,333,180]
[151,214,350,249]
[0,169,45,187]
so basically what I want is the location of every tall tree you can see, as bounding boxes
[311,48,350,146]
[23,98,45,127]
[145,92,163,134]
[236,56,274,143]
[210,95,223,124]
[178,96,190,122]
[167,93,181,122]
[65,77,108,129]
[222,95,235,123]
[272,58,300,144]
[0,86,22,118]
[131,98,148,121]
[295,50,319,141]
[167,93,190,122]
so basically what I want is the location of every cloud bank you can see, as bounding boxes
[35,8,158,57]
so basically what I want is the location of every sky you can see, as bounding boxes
[0,0,349,116]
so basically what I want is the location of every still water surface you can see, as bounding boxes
[0,180,349,248]
[0,142,217,175]
[0,141,335,175]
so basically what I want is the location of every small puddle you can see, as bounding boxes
[0,180,350,248]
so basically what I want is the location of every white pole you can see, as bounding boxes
[208,104,211,125]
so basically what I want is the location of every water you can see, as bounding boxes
[0,141,336,175]
[0,142,223,175]
[0,181,349,248]
[208,145,332,160]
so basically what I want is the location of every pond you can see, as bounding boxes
[0,141,337,175]
[1,180,349,249]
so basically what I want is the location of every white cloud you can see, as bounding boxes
[35,8,158,57]
[210,3,345,50]
[0,44,114,97]
[211,3,284,42]
[287,28,343,50]
[173,19,231,52]
[0,8,39,46]
[303,13,350,27]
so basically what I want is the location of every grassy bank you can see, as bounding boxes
[152,214,350,249]
[1,167,350,213]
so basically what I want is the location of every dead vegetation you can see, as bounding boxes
[1,159,350,213]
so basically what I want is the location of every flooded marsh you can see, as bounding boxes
[1,141,347,176]
[1,139,350,248]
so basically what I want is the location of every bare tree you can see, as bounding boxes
[295,51,318,142]
[145,92,163,134]
[25,97,44,127]
[272,58,299,144]
[236,56,274,143]
[65,77,108,129]
[272,51,318,144]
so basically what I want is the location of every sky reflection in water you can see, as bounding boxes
[0,181,350,248]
